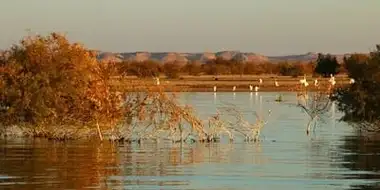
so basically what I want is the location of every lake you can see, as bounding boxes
[0,92,379,190]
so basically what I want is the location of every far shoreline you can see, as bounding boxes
[119,74,349,92]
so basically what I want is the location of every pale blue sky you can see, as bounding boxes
[0,0,379,55]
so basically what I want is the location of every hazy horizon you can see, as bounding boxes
[0,0,379,56]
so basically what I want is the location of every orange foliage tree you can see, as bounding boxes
[0,33,207,141]
[0,33,124,131]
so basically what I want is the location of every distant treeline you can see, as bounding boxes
[115,54,345,78]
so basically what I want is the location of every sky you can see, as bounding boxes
[0,0,379,56]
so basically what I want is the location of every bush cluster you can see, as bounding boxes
[116,55,345,78]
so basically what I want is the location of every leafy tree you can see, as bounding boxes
[230,60,245,77]
[183,61,202,76]
[0,33,209,141]
[229,56,245,76]
[203,58,230,75]
[314,53,340,77]
[296,61,314,75]
[331,45,380,132]
[261,62,278,74]
[277,62,304,77]
[244,62,265,75]
[0,33,124,129]
[126,60,160,78]
[163,61,182,79]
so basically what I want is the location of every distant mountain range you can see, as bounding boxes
[0,49,355,64]
[96,51,353,64]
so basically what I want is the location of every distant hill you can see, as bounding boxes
[268,52,319,62]
[94,51,358,64]
[0,48,360,64]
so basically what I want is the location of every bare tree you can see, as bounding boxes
[297,91,332,135]
[210,103,272,142]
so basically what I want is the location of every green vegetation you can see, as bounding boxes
[332,45,380,132]
[314,53,340,77]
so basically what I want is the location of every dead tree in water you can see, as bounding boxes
[297,91,332,135]
[214,103,272,142]
[207,111,234,142]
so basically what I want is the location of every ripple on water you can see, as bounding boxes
[0,92,379,190]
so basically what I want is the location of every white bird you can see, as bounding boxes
[155,77,160,85]
[314,79,318,86]
[299,75,309,87]
[213,86,217,92]
[299,75,307,85]
[232,86,236,92]
[254,86,259,92]
[249,85,253,92]
[329,74,336,86]
[329,74,335,82]
[274,80,279,87]
[349,78,355,84]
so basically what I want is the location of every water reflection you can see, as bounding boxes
[341,134,380,190]
[109,142,272,189]
[0,92,379,190]
[249,92,253,108]
[0,138,120,189]
[2,136,377,190]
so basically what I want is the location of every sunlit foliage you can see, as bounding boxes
[0,33,206,141]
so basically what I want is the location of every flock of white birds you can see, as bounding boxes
[153,75,355,92]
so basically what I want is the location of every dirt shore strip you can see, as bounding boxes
[117,75,350,92]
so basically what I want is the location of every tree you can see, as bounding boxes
[277,61,304,77]
[0,33,123,129]
[244,62,265,75]
[261,62,277,74]
[203,58,230,76]
[183,61,202,76]
[331,46,380,132]
[163,61,182,79]
[230,60,245,77]
[296,61,314,75]
[314,53,340,77]
[230,56,245,77]
[126,60,160,78]
[0,33,210,141]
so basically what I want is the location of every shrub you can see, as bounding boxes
[277,62,304,77]
[332,46,380,132]
[0,33,125,131]
[126,60,160,78]
[314,53,340,77]
[183,61,202,76]
[0,33,206,141]
[163,61,182,79]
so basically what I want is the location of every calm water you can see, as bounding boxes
[0,92,380,190]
